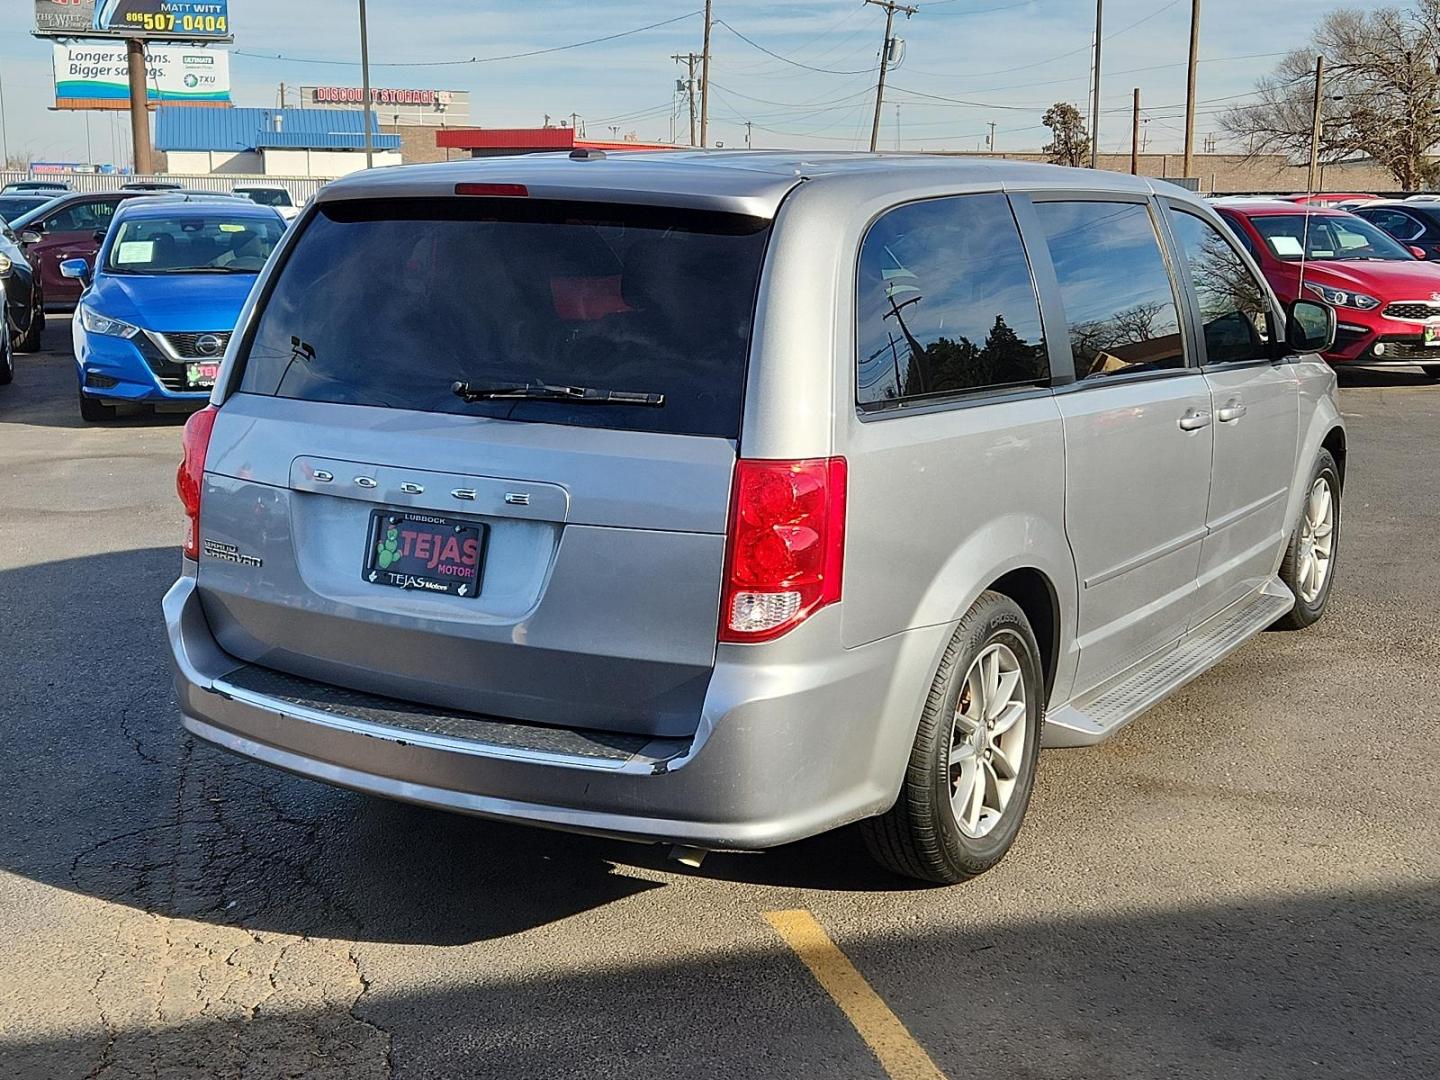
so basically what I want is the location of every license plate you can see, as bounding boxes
[186,362,220,389]
[363,510,485,598]
[1425,321,1440,346]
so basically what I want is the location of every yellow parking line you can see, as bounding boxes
[764,909,949,1080]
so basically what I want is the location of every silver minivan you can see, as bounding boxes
[165,153,1345,883]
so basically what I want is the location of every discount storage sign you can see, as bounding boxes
[53,43,231,108]
[35,0,231,41]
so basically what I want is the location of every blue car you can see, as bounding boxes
[67,199,286,421]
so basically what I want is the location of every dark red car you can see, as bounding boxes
[8,190,146,310]
[1216,199,1440,379]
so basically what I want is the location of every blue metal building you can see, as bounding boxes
[156,107,401,175]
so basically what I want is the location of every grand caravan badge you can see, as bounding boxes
[202,538,262,568]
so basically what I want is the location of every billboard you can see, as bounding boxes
[54,42,230,109]
[35,0,231,42]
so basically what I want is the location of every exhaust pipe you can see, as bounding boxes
[667,845,708,869]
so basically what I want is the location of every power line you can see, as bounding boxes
[904,0,1183,81]
[888,85,1055,111]
[233,11,701,68]
[707,81,877,111]
[715,19,878,76]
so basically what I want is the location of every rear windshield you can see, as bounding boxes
[236,197,771,438]
[237,188,292,207]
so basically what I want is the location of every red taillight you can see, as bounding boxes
[719,457,847,643]
[177,405,219,560]
[454,182,529,197]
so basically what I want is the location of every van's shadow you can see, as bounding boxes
[2,548,901,950]
[1335,366,1436,388]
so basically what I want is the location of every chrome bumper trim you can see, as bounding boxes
[208,678,691,775]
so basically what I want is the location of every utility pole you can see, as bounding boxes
[1089,0,1102,168]
[745,120,753,149]
[672,53,700,146]
[699,0,713,147]
[358,0,375,168]
[1130,88,1141,174]
[988,120,996,153]
[125,39,152,174]
[571,112,582,137]
[866,0,917,153]
[1307,55,1325,194]
[1181,0,1201,179]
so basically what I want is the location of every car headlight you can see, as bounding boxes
[0,253,12,277]
[1304,282,1379,310]
[79,305,140,339]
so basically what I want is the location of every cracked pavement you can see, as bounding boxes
[1,324,1437,1078]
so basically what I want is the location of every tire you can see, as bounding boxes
[0,329,13,386]
[862,591,1045,884]
[14,299,42,353]
[1274,448,1341,630]
[1422,364,1440,381]
[78,387,114,422]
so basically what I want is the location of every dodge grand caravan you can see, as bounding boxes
[164,153,1346,884]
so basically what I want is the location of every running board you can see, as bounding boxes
[1043,581,1295,748]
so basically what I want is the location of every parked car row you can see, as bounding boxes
[0,182,303,397]
[1217,200,1440,378]
[68,198,288,420]
[16,159,1421,883]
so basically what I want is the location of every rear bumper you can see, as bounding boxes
[164,573,945,849]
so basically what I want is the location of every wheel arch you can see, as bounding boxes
[903,512,1078,711]
[987,567,1060,701]
[1321,425,1346,489]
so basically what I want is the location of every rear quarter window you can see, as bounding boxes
[235,198,771,439]
[856,192,1049,411]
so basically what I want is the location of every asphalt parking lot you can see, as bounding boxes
[1,319,1437,1079]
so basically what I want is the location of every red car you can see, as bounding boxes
[7,190,145,310]
[1216,199,1440,379]
[1279,192,1379,207]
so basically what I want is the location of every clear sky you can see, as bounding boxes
[0,0,1342,167]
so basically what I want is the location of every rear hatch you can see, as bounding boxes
[196,195,772,738]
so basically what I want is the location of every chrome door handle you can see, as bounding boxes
[1216,400,1248,423]
[1178,409,1212,431]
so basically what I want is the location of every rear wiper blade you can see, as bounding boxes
[451,380,664,407]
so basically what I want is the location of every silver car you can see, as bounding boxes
[164,153,1345,883]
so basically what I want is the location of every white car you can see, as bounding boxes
[232,185,300,222]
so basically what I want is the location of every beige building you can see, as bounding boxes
[945,150,1409,195]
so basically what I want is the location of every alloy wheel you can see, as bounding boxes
[949,642,1028,839]
[1296,476,1335,603]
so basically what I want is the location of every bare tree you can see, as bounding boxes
[1043,102,1090,168]
[1221,2,1440,188]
